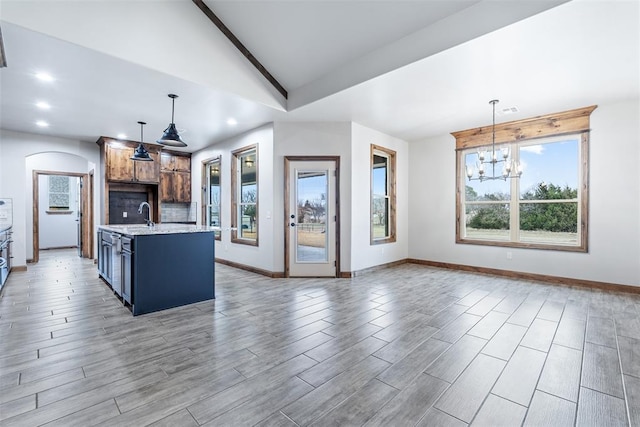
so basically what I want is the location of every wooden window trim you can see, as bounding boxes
[371,144,396,245]
[231,145,258,246]
[454,106,595,252]
[201,156,222,241]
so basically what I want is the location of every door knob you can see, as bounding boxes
[290,214,295,219]
[290,223,296,227]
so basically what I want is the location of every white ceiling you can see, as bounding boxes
[0,0,638,153]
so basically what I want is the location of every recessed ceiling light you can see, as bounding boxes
[36,101,51,110]
[227,118,238,126]
[35,72,54,82]
[117,133,127,139]
[36,120,49,127]
[500,106,519,115]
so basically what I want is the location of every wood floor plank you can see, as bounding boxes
[282,355,389,426]
[585,316,617,348]
[298,336,387,387]
[519,318,558,352]
[481,323,527,361]
[373,324,439,363]
[425,334,487,383]
[202,377,313,427]
[523,390,576,427]
[187,354,316,425]
[537,343,582,402]
[467,311,509,341]
[434,354,506,423]
[491,346,546,407]
[624,374,640,427]
[507,297,544,327]
[309,379,397,426]
[581,342,625,398]
[431,313,482,344]
[365,374,449,426]
[466,296,503,317]
[40,399,120,427]
[553,316,586,350]
[470,393,526,426]
[617,335,640,378]
[148,409,199,427]
[0,394,36,422]
[416,408,468,427]
[576,387,628,427]
[376,338,450,390]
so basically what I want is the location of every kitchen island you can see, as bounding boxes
[97,224,216,315]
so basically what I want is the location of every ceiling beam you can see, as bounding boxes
[192,0,287,100]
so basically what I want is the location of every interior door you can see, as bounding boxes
[287,160,337,277]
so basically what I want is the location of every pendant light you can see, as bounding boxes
[157,93,187,147]
[130,121,153,161]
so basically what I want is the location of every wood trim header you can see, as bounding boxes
[452,105,597,150]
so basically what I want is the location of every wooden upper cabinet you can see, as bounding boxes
[98,137,160,184]
[159,151,191,203]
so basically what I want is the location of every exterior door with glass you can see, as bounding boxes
[286,159,337,277]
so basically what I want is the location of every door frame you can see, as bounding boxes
[284,156,340,278]
[32,170,93,263]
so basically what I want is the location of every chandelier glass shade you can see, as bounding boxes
[466,100,522,182]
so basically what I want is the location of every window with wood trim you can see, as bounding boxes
[203,158,221,240]
[371,144,396,244]
[231,146,258,246]
[454,105,595,252]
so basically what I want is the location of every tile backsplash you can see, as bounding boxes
[161,202,197,223]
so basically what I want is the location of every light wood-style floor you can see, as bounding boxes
[1,249,639,426]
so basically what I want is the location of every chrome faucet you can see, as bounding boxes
[138,202,154,227]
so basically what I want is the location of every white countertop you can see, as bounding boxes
[98,224,220,236]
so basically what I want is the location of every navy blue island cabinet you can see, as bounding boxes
[98,225,215,316]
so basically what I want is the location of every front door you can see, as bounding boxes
[286,158,338,277]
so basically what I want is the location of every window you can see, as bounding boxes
[455,105,595,252]
[48,176,70,210]
[371,144,396,244]
[231,145,258,245]
[203,158,221,240]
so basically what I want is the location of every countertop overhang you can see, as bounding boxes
[98,224,220,236]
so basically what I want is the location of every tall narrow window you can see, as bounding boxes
[371,144,396,244]
[203,158,221,240]
[48,176,70,210]
[455,105,595,252]
[232,145,258,246]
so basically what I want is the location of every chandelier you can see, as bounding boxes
[466,99,522,182]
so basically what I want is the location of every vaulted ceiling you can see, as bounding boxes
[0,0,638,153]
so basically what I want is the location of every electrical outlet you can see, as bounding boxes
[123,212,127,218]
[506,251,512,260]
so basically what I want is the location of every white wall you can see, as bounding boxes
[351,123,409,271]
[0,130,100,266]
[192,124,276,273]
[38,175,79,249]
[274,122,353,272]
[408,99,640,287]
